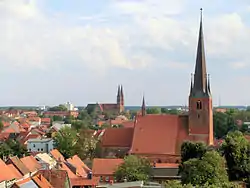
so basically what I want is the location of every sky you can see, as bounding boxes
[1,0,250,106]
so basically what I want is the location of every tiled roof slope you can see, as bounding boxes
[101,128,133,147]
[20,156,42,172]
[7,156,30,175]
[92,158,124,176]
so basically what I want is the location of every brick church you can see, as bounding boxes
[100,10,214,162]
[86,85,125,114]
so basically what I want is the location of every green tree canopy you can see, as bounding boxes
[161,108,180,115]
[181,151,229,186]
[49,104,68,111]
[114,155,151,182]
[146,107,161,114]
[54,127,78,158]
[213,111,238,139]
[0,140,28,158]
[221,131,250,183]
[180,141,207,163]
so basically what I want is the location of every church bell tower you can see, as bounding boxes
[188,9,213,145]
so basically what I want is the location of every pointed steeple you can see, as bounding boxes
[120,85,124,98]
[141,95,146,116]
[117,85,121,97]
[192,8,209,97]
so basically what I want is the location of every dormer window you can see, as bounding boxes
[196,101,202,110]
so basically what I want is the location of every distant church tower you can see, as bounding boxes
[188,9,213,145]
[141,95,146,116]
[117,85,125,113]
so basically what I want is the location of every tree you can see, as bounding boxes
[114,155,151,182]
[180,141,207,163]
[213,111,238,139]
[74,128,98,160]
[0,121,3,131]
[221,131,250,183]
[161,108,180,115]
[49,104,67,111]
[54,127,78,158]
[181,151,229,186]
[52,115,63,121]
[0,140,28,158]
[146,107,161,114]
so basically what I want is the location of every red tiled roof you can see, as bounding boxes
[0,132,10,141]
[20,156,42,172]
[71,176,99,186]
[39,169,69,188]
[100,104,118,111]
[0,159,17,182]
[92,158,124,176]
[130,115,181,155]
[50,149,66,162]
[7,156,30,175]
[122,121,135,128]
[41,118,51,123]
[7,164,23,179]
[101,128,133,147]
[32,173,53,188]
[66,155,90,178]
[154,163,179,168]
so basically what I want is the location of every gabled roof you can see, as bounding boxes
[101,128,133,147]
[20,156,42,172]
[7,164,23,179]
[92,158,124,176]
[0,159,17,182]
[130,114,187,155]
[7,156,30,175]
[50,149,66,162]
[32,173,53,188]
[66,155,90,178]
[39,169,69,188]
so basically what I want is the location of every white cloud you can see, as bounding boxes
[1,0,250,74]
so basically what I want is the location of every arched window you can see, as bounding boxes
[196,100,202,110]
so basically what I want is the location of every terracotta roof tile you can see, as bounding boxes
[70,176,99,186]
[101,128,133,147]
[0,159,17,182]
[122,121,135,128]
[7,164,23,179]
[50,149,66,162]
[130,115,181,155]
[66,155,90,178]
[39,169,69,188]
[7,156,30,175]
[20,156,42,172]
[92,158,124,176]
[32,173,53,188]
[154,163,179,168]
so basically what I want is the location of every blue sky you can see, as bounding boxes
[1,0,250,106]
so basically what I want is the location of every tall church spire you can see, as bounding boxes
[141,95,146,116]
[117,85,121,97]
[191,8,209,97]
[120,85,124,99]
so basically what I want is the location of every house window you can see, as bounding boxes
[197,114,200,119]
[33,144,36,147]
[196,101,202,110]
[41,148,43,151]
[38,148,40,151]
[105,177,109,182]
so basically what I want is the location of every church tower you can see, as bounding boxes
[117,85,124,113]
[141,95,146,116]
[188,9,213,145]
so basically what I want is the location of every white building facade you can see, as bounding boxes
[27,138,54,153]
